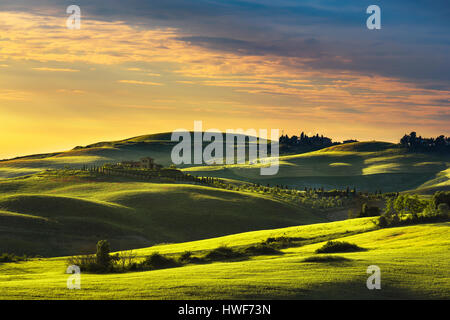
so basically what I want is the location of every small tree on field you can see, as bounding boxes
[96,240,111,271]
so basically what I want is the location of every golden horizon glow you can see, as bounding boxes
[0,11,448,159]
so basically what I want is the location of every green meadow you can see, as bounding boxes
[0,218,448,299]
[0,170,324,256]
[183,142,449,192]
[0,136,449,299]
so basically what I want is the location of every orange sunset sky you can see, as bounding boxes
[0,1,449,159]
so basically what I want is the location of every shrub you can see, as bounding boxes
[66,240,114,273]
[264,236,304,249]
[316,241,365,254]
[66,254,100,272]
[204,246,245,261]
[114,250,137,271]
[302,255,351,263]
[178,251,193,263]
[242,243,281,255]
[0,253,26,263]
[143,253,179,269]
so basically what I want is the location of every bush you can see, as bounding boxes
[264,236,304,249]
[316,241,365,254]
[66,240,114,273]
[66,254,100,273]
[178,251,193,263]
[143,253,179,269]
[204,246,245,261]
[113,250,137,271]
[302,255,351,263]
[0,253,26,263]
[242,243,281,255]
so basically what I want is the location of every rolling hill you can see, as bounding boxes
[183,141,450,192]
[0,171,324,256]
[1,134,448,193]
[0,218,448,299]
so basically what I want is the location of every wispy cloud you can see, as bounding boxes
[118,80,163,86]
[0,89,30,101]
[33,67,79,72]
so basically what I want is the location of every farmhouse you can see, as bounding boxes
[117,157,162,170]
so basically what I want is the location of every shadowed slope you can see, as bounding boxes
[0,173,324,256]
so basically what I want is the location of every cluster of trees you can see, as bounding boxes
[80,164,380,212]
[279,132,339,152]
[197,178,381,210]
[82,164,184,180]
[400,132,450,153]
[279,132,359,153]
[378,191,449,227]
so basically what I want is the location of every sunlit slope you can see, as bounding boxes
[1,138,448,192]
[0,133,179,179]
[412,168,450,194]
[0,172,323,256]
[184,142,449,192]
[0,219,448,299]
[0,132,260,179]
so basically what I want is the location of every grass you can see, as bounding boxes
[1,137,448,193]
[301,255,351,263]
[0,219,448,299]
[0,135,448,299]
[0,171,324,256]
[182,142,449,192]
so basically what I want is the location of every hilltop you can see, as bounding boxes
[0,134,448,193]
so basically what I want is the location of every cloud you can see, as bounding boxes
[0,89,31,101]
[118,80,163,86]
[33,67,80,72]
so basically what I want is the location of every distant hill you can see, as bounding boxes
[0,135,448,193]
[183,141,450,192]
[0,131,262,179]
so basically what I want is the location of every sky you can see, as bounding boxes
[0,0,449,159]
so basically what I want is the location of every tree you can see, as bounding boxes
[96,240,112,271]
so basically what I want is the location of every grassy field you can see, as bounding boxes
[0,135,448,300]
[0,218,448,299]
[1,136,448,193]
[183,142,449,192]
[0,170,324,256]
